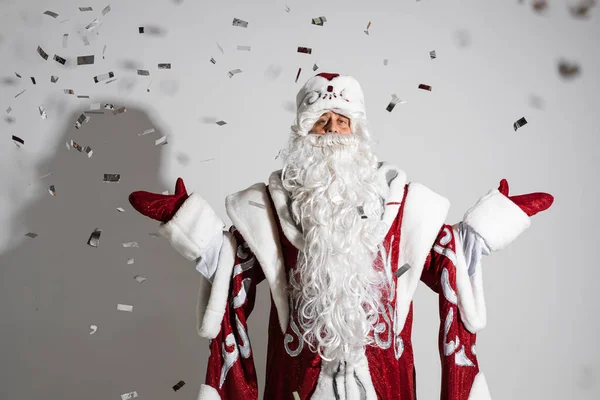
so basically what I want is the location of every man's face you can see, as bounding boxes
[310,111,352,135]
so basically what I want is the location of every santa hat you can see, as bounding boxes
[292,72,371,139]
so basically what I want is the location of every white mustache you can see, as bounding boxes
[307,133,359,148]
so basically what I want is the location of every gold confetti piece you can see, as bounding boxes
[155,135,168,146]
[39,105,47,119]
[15,89,26,98]
[37,46,49,60]
[103,174,121,182]
[137,69,150,76]
[79,7,93,12]
[297,46,312,54]
[117,207,125,213]
[117,304,133,312]
[312,16,327,26]
[43,10,59,18]
[248,201,266,209]
[94,71,114,83]
[51,75,59,83]
[233,18,248,28]
[122,242,139,248]
[430,50,436,59]
[133,274,146,283]
[172,380,186,391]
[513,117,527,131]
[395,263,411,277]
[87,228,101,247]
[228,69,242,78]
[25,232,38,238]
[158,63,171,69]
[293,392,301,400]
[120,391,138,400]
[237,45,251,51]
[418,84,432,91]
[127,257,134,264]
[77,55,94,65]
[102,5,111,16]
[12,135,24,146]
[89,325,97,334]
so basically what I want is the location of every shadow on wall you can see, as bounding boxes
[0,106,213,400]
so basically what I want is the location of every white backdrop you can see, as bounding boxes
[0,0,599,399]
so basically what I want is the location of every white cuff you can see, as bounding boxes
[157,192,226,261]
[197,384,221,400]
[463,189,531,252]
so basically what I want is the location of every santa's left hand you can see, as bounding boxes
[497,179,554,217]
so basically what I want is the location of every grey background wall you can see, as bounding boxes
[0,0,598,399]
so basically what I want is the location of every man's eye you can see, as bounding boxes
[318,120,327,124]
[339,120,347,124]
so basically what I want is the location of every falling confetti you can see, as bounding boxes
[117,207,125,213]
[120,392,138,400]
[12,135,24,146]
[216,42,224,54]
[395,263,411,278]
[418,84,432,91]
[89,325,97,335]
[172,380,186,391]
[75,113,90,129]
[364,21,372,35]
[155,135,168,146]
[102,5,111,15]
[53,54,67,65]
[558,59,581,79]
[430,50,437,59]
[383,59,388,66]
[237,45,251,51]
[85,18,101,31]
[39,105,47,119]
[158,63,171,69]
[43,10,59,18]
[31,77,37,85]
[295,67,302,83]
[232,18,248,28]
[513,117,527,131]
[297,47,312,54]
[82,36,90,46]
[569,0,597,17]
[87,228,101,247]
[103,174,121,182]
[122,242,139,248]
[228,69,242,78]
[133,275,146,283]
[532,0,548,12]
[25,232,38,238]
[312,16,327,26]
[51,75,59,83]
[94,71,115,83]
[313,63,318,71]
[15,89,26,98]
[210,57,216,64]
[386,94,406,112]
[84,146,93,158]
[138,128,155,136]
[37,46,49,60]
[62,34,68,48]
[117,304,134,312]
[127,257,134,264]
[216,120,227,126]
[285,5,291,12]
[79,7,93,12]
[77,55,95,65]
[15,72,22,78]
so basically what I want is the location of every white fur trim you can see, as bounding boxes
[225,184,289,333]
[468,372,492,400]
[463,189,531,252]
[197,231,237,339]
[158,192,226,261]
[396,183,450,333]
[452,224,487,333]
[197,384,221,400]
[310,356,377,399]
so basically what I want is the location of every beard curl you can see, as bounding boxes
[280,125,391,364]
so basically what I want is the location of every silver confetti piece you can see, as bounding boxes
[216,120,227,126]
[83,146,93,158]
[138,128,155,136]
[64,89,74,95]
[311,16,327,26]
[155,135,168,146]
[79,7,93,12]
[75,113,90,129]
[395,263,411,278]
[90,103,101,110]
[77,95,90,98]
[297,46,312,54]
[513,117,527,131]
[133,274,146,283]
[102,44,107,59]
[89,325,97,335]
[216,42,224,53]
[77,55,95,65]
[117,304,133,312]
[104,103,115,110]
[313,63,318,71]
[232,18,248,28]
[430,50,437,59]
[94,71,114,83]
[102,5,111,16]
[53,54,67,65]
[51,75,59,83]
[39,105,47,119]
[237,45,251,51]
[127,257,134,264]
[15,89,26,98]
[137,69,150,76]
[85,110,104,115]
[40,172,53,179]
[120,391,138,400]
[122,242,139,248]
[82,36,90,46]
[158,63,171,69]
[6,106,12,114]
[12,135,24,146]
[31,77,37,84]
[43,10,59,18]
[285,5,291,12]
[71,140,83,152]
[383,59,388,66]
[62,34,68,48]
[15,72,22,78]
[37,46,49,60]
[248,201,266,209]
[87,228,101,247]
[25,232,38,238]
[210,57,216,64]
[117,207,125,213]
[228,69,242,78]
[103,173,121,182]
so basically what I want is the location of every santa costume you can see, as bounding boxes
[129,72,554,400]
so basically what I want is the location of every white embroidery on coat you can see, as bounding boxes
[441,268,458,305]
[471,344,477,355]
[284,274,305,357]
[455,345,475,367]
[235,314,252,358]
[219,333,239,389]
[233,257,255,278]
[233,277,252,309]
[443,308,460,356]
[374,303,394,349]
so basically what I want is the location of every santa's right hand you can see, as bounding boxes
[128,177,189,223]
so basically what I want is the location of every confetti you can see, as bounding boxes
[295,67,302,83]
[87,228,101,247]
[312,16,327,26]
[117,207,126,213]
[364,21,372,35]
[138,128,155,136]
[79,7,93,12]
[112,107,127,115]
[569,0,596,17]
[418,84,432,91]
[148,232,160,237]
[158,63,171,69]
[532,0,548,12]
[64,89,74,95]
[15,72,22,78]
[39,105,47,119]
[297,46,312,54]
[104,78,117,85]
[37,46,49,60]
[122,242,139,248]
[102,45,107,59]
[94,71,114,83]
[12,135,24,146]
[71,140,83,152]
[383,59,388,66]
[216,120,227,126]
[133,274,146,283]
[228,69,242,78]
[31,77,37,85]
[40,172,53,179]
[85,18,101,31]
[386,94,406,112]
[51,75,59,83]
[53,54,67,65]
[313,63,318,71]
[121,391,138,400]
[210,57,216,64]
[75,113,91,129]
[137,69,150,76]
[43,10,59,18]
[103,174,121,182]
[558,59,580,79]
[77,95,90,98]
[395,263,411,278]
[25,232,38,238]
[6,107,12,114]
[248,201,266,209]
[15,89,26,98]
[138,26,144,33]
[77,55,95,65]
[117,304,134,312]
[430,50,436,59]
[155,135,168,146]
[104,103,116,110]
[216,42,224,54]
[285,5,291,12]
[233,18,248,28]
[293,392,301,400]
[89,325,97,334]
[237,45,251,51]
[513,117,527,131]
[102,5,112,16]
[84,146,93,158]
[127,257,134,264]
[85,110,103,115]
[172,380,186,391]
[62,34,68,48]
[147,81,152,92]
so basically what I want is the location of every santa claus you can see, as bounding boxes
[129,72,553,399]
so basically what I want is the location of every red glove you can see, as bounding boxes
[128,177,189,223]
[498,179,554,217]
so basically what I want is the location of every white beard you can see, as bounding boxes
[281,132,390,363]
